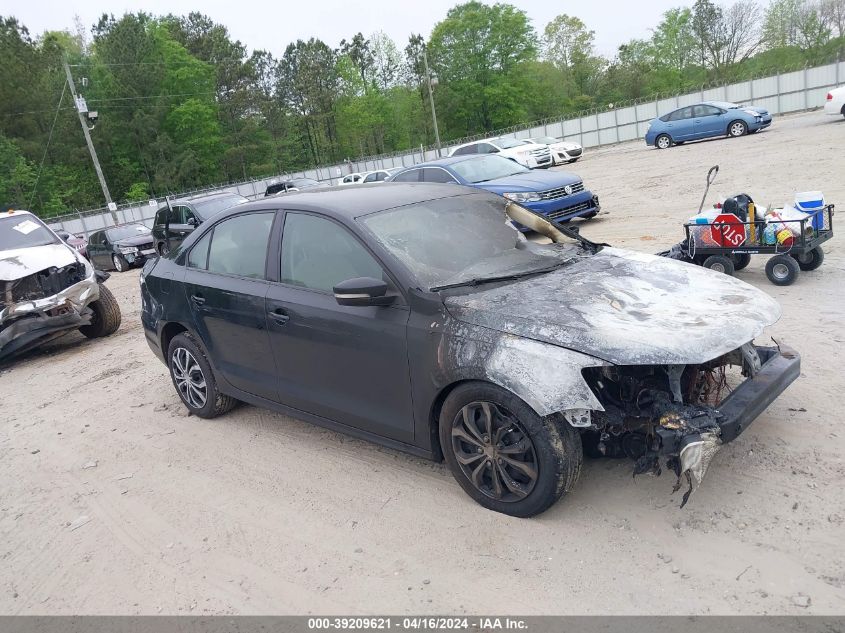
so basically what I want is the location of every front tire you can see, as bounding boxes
[167,332,237,419]
[655,134,672,149]
[792,246,824,271]
[112,254,129,272]
[765,255,799,286]
[79,284,122,338]
[439,382,582,517]
[728,120,748,137]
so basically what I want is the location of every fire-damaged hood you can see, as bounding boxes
[444,247,781,366]
[0,243,78,281]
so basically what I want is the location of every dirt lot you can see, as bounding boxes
[2,110,844,615]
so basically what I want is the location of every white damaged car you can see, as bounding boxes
[0,210,121,362]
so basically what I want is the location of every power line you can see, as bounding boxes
[86,91,218,103]
[28,82,67,209]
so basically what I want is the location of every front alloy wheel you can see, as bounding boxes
[729,120,747,137]
[656,134,672,149]
[451,401,539,502]
[439,382,582,517]
[112,254,128,272]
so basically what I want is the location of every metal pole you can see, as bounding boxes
[422,47,441,153]
[63,58,116,223]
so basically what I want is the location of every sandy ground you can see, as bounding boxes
[1,110,844,616]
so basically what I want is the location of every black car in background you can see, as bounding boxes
[140,184,797,517]
[87,223,155,272]
[152,191,247,255]
[264,177,327,196]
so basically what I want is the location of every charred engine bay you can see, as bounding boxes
[581,343,760,506]
[0,262,87,316]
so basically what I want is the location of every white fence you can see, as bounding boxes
[48,60,845,237]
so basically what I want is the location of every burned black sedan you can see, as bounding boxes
[140,184,798,517]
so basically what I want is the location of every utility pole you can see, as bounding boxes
[422,47,441,153]
[63,58,117,223]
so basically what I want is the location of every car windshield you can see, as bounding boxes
[194,194,247,218]
[708,101,739,109]
[0,214,58,250]
[451,155,530,183]
[359,193,582,291]
[532,137,558,144]
[494,137,524,149]
[107,224,150,241]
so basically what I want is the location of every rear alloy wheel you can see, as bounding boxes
[655,134,672,149]
[703,255,735,276]
[167,332,237,419]
[728,120,748,137]
[112,254,128,272]
[439,382,582,517]
[765,254,799,286]
[792,247,824,271]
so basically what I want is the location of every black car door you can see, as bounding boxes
[165,205,193,252]
[182,211,279,401]
[265,211,414,443]
[86,232,102,266]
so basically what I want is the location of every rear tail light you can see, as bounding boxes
[827,93,833,100]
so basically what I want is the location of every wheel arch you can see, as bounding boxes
[727,118,747,134]
[160,321,190,359]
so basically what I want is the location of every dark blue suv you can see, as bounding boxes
[388,154,600,225]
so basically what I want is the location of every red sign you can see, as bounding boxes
[709,213,746,247]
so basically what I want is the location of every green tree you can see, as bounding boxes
[428,1,536,134]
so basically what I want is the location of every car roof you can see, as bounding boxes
[216,182,478,221]
[174,191,246,204]
[399,155,475,168]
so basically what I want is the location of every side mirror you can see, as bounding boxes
[187,217,199,227]
[333,277,395,307]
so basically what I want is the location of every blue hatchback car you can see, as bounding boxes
[387,154,600,225]
[645,101,772,149]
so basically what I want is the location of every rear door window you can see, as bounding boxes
[422,168,457,183]
[205,212,274,279]
[392,169,420,183]
[187,230,212,269]
[451,144,476,156]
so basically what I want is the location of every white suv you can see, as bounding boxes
[448,137,552,168]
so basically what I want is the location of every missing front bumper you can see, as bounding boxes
[652,342,800,506]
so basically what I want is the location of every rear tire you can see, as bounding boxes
[655,134,672,149]
[732,253,751,270]
[439,382,582,517]
[728,120,748,137]
[167,332,238,419]
[703,255,735,275]
[765,255,799,286]
[792,246,824,271]
[79,284,122,338]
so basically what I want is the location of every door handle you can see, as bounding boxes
[268,309,289,325]
[190,294,206,307]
